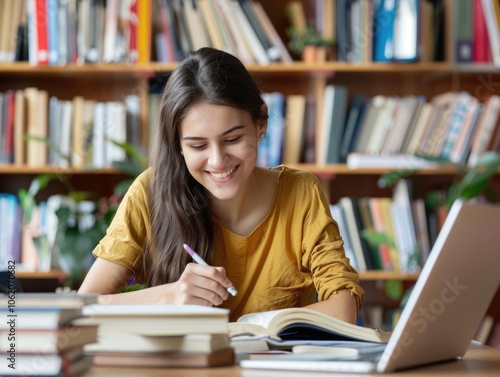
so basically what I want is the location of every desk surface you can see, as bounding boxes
[84,342,500,377]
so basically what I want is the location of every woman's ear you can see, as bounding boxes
[258,104,269,135]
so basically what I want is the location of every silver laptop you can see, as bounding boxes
[241,200,500,373]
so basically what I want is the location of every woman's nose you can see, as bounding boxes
[208,146,227,167]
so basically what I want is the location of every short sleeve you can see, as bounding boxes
[92,169,152,273]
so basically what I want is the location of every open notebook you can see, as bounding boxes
[241,200,500,373]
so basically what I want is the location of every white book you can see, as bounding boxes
[58,100,73,167]
[330,204,358,271]
[103,0,119,62]
[366,97,396,155]
[393,0,419,61]
[85,332,230,353]
[251,0,293,63]
[230,0,270,65]
[79,305,229,336]
[339,197,367,272]
[214,0,255,64]
[26,0,38,65]
[105,101,127,165]
[346,153,446,170]
[48,96,60,165]
[182,0,211,51]
[467,95,500,166]
[318,84,335,165]
[92,102,107,168]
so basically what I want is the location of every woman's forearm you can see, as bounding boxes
[305,289,359,324]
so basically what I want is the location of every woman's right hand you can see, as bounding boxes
[168,263,232,306]
[79,257,234,306]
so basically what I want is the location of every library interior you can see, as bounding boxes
[0,0,499,376]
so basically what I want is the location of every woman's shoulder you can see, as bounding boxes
[123,168,152,197]
[270,165,321,186]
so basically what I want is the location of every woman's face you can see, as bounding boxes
[179,102,266,201]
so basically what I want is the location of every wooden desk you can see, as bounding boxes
[84,342,499,376]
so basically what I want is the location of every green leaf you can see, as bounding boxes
[446,165,499,208]
[24,135,72,166]
[361,230,396,249]
[378,170,417,188]
[423,190,444,212]
[112,159,145,178]
[473,151,500,168]
[28,173,60,196]
[384,280,403,301]
[67,191,100,203]
[109,140,148,169]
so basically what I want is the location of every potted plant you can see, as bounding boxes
[18,140,147,288]
[286,26,334,62]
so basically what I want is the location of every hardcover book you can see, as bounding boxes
[228,307,390,344]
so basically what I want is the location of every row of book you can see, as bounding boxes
[0,88,142,168]
[287,0,444,63]
[0,0,292,66]
[0,293,234,376]
[0,194,98,273]
[454,0,500,65]
[330,180,437,273]
[0,293,99,376]
[250,87,500,168]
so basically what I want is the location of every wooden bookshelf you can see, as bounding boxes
[359,271,419,282]
[17,270,66,279]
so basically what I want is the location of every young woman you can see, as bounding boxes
[78,47,363,323]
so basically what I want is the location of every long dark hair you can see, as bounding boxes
[141,48,268,287]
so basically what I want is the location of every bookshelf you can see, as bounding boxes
[0,0,499,346]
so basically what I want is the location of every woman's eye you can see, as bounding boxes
[190,144,206,150]
[226,136,241,144]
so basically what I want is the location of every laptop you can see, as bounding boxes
[241,200,500,373]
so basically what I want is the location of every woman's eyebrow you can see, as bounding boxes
[182,125,245,140]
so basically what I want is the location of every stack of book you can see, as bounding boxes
[80,304,234,368]
[0,292,99,376]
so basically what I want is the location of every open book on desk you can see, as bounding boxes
[228,308,390,351]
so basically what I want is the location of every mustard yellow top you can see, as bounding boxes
[93,166,364,321]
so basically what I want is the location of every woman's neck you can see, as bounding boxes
[211,168,279,236]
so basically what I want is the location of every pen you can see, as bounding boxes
[183,243,238,297]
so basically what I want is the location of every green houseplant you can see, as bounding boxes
[286,26,334,62]
[18,140,147,288]
[362,151,500,300]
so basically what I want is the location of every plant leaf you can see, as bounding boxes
[384,280,403,301]
[24,135,72,166]
[378,170,417,188]
[473,151,500,168]
[112,159,145,178]
[109,139,148,168]
[361,230,396,248]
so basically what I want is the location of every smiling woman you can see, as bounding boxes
[78,47,363,324]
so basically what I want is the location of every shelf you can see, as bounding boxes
[16,270,66,279]
[1,163,490,176]
[359,271,419,281]
[15,269,416,282]
[0,165,125,174]
[0,61,453,76]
